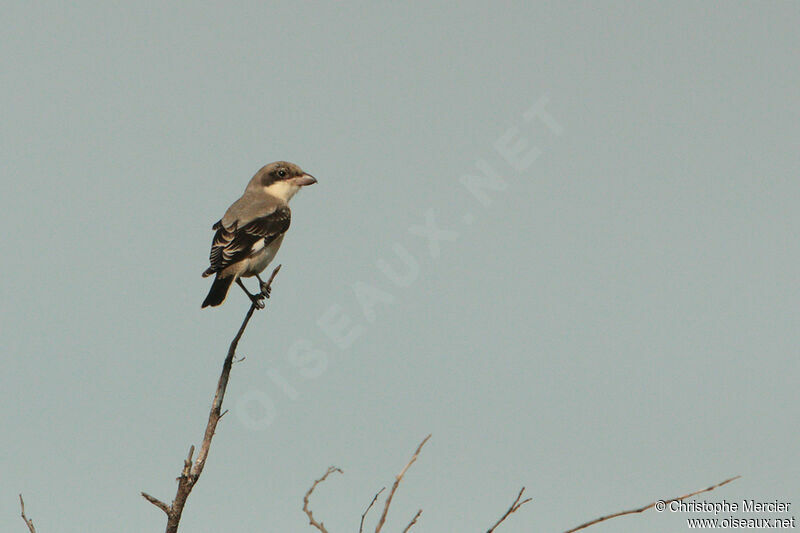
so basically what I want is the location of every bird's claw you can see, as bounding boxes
[259,283,272,298]
[250,294,266,309]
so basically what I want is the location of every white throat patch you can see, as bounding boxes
[264,180,300,202]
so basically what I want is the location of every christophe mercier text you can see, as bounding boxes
[671,500,791,514]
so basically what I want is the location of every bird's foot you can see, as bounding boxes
[259,282,272,299]
[249,294,266,309]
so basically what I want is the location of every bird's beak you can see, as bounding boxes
[293,173,317,186]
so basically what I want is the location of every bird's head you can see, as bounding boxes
[252,161,317,201]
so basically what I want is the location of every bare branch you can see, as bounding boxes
[486,487,532,532]
[402,509,422,532]
[19,495,36,533]
[303,466,343,533]
[141,492,170,515]
[563,475,741,533]
[142,265,282,533]
[374,434,431,533]
[359,487,385,533]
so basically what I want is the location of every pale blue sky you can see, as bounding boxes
[2,2,798,532]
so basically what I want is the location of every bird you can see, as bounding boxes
[201,161,317,308]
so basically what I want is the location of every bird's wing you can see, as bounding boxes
[205,205,291,275]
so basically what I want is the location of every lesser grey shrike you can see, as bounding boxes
[202,161,316,308]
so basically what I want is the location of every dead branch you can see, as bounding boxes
[563,475,741,533]
[486,487,532,532]
[303,466,343,533]
[374,434,431,533]
[141,491,170,515]
[359,487,385,533]
[402,509,422,532]
[141,265,282,533]
[19,495,36,533]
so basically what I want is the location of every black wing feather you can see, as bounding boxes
[205,206,291,275]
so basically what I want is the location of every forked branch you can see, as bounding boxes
[141,265,282,533]
[486,487,532,532]
[303,466,343,533]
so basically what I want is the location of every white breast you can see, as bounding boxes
[242,234,285,277]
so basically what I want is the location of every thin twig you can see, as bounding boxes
[359,487,385,533]
[486,487,532,532]
[563,475,741,533]
[142,265,282,533]
[141,492,170,515]
[19,495,36,533]
[402,509,422,532]
[374,434,431,533]
[303,466,343,533]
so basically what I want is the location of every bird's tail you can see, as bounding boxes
[202,275,234,308]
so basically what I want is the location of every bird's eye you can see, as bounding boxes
[278,169,287,178]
